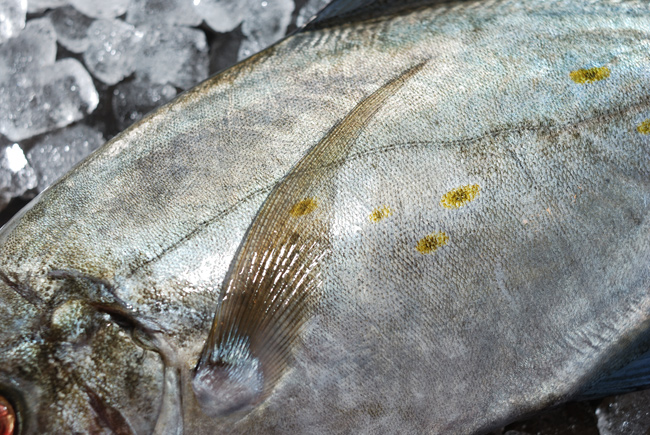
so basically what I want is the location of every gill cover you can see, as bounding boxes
[192,61,427,417]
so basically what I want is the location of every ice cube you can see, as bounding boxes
[27,0,69,14]
[83,19,143,85]
[295,0,329,28]
[47,6,93,53]
[0,142,37,211]
[27,0,67,13]
[134,24,208,89]
[126,0,202,27]
[0,18,57,80]
[596,390,650,435]
[238,0,294,61]
[0,0,27,43]
[69,0,130,19]
[112,78,176,130]
[0,58,99,141]
[193,0,248,33]
[26,123,104,191]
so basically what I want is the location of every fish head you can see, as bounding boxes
[0,271,168,435]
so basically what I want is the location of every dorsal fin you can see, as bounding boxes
[192,61,428,417]
[305,0,468,30]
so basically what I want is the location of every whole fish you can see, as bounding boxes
[1,0,650,433]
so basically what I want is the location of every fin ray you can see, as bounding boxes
[577,347,650,400]
[192,61,427,417]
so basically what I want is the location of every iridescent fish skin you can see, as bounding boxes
[1,1,650,433]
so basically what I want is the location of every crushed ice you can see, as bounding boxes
[0,141,36,209]
[0,0,317,213]
[47,6,94,53]
[112,79,177,130]
[0,58,98,141]
[83,19,144,85]
[26,123,105,191]
[0,17,56,79]
[0,1,650,433]
[0,0,27,43]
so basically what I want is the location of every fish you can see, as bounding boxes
[1,0,650,433]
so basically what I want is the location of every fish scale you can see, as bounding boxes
[0,0,650,434]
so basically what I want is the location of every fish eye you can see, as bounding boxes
[0,395,15,435]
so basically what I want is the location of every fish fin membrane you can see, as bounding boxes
[306,0,471,30]
[576,347,650,400]
[193,62,429,417]
[192,347,264,417]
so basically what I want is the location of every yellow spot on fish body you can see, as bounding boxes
[369,205,393,222]
[416,232,449,254]
[637,119,650,134]
[441,184,480,209]
[569,66,610,84]
[289,198,318,217]
[194,62,429,417]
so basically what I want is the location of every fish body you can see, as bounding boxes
[1,0,650,433]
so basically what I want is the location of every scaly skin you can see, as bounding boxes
[1,1,650,433]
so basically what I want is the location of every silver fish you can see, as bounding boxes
[1,0,650,433]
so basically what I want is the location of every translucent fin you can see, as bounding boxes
[576,347,650,400]
[192,61,427,417]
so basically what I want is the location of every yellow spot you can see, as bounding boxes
[289,198,317,217]
[369,205,393,222]
[441,184,480,209]
[569,66,610,84]
[637,119,650,134]
[416,232,449,254]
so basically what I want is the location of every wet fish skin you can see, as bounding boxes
[1,0,650,433]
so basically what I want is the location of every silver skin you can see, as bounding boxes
[1,0,650,433]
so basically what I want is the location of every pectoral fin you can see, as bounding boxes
[192,61,427,417]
